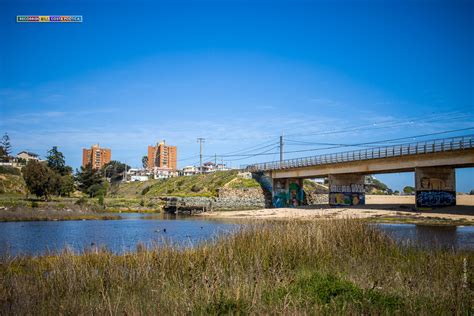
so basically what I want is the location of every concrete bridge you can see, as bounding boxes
[246,135,474,208]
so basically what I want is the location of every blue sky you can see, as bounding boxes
[0,0,473,191]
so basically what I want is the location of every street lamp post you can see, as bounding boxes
[103,164,112,183]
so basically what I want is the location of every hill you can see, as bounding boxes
[110,170,261,198]
[0,166,26,195]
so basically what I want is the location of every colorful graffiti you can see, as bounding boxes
[329,182,365,206]
[416,191,455,208]
[272,180,304,208]
[329,192,365,206]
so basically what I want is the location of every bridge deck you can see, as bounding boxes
[246,135,474,176]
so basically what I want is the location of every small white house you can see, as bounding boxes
[17,151,40,162]
[181,165,198,176]
[153,167,178,179]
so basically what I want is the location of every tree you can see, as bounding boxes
[103,160,131,183]
[46,146,72,176]
[75,163,105,197]
[22,160,60,200]
[142,156,148,169]
[87,183,107,198]
[403,186,415,195]
[58,175,75,197]
[0,133,11,162]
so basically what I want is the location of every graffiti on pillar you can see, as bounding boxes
[416,170,455,207]
[272,179,287,208]
[272,179,304,208]
[416,191,455,208]
[329,183,365,206]
[420,177,448,190]
[329,193,365,206]
[288,182,304,207]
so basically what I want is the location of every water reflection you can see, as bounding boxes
[0,213,240,256]
[1,216,473,256]
[375,224,474,250]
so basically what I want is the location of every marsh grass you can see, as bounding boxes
[1,219,472,314]
[0,208,121,222]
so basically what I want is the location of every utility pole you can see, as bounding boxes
[279,135,284,163]
[197,138,205,173]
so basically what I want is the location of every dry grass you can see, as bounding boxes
[1,219,472,314]
[0,208,121,222]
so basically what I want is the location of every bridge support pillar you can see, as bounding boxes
[328,174,365,206]
[415,167,456,208]
[272,178,304,208]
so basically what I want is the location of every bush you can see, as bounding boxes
[141,186,151,195]
[75,197,88,206]
[0,165,21,176]
[97,195,105,206]
[191,184,203,192]
[30,200,39,208]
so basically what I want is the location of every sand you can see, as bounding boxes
[199,195,474,223]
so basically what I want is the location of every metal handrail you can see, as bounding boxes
[244,135,474,172]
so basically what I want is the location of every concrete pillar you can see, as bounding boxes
[272,178,304,208]
[415,167,456,208]
[328,174,365,206]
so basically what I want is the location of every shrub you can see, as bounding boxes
[191,184,202,192]
[98,195,104,206]
[0,165,21,176]
[141,186,151,195]
[75,197,88,206]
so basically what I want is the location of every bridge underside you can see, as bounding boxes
[264,149,474,209]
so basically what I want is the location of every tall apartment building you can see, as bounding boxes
[82,144,111,169]
[147,140,177,170]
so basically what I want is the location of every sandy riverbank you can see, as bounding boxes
[199,195,474,224]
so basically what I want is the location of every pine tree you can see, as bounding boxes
[0,133,12,162]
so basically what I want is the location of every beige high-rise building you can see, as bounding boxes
[147,140,177,170]
[82,144,111,169]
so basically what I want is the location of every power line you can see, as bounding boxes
[282,113,473,139]
[225,146,280,162]
[220,128,474,160]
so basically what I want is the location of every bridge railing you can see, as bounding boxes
[245,135,474,172]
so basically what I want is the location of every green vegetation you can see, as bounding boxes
[20,147,75,200]
[75,163,105,197]
[1,220,471,314]
[0,213,121,222]
[103,160,130,183]
[0,174,26,195]
[22,160,61,200]
[113,170,241,198]
[303,179,328,193]
[403,186,415,195]
[0,165,21,176]
[227,177,260,189]
[0,133,12,162]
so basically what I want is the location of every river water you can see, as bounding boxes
[0,213,473,256]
